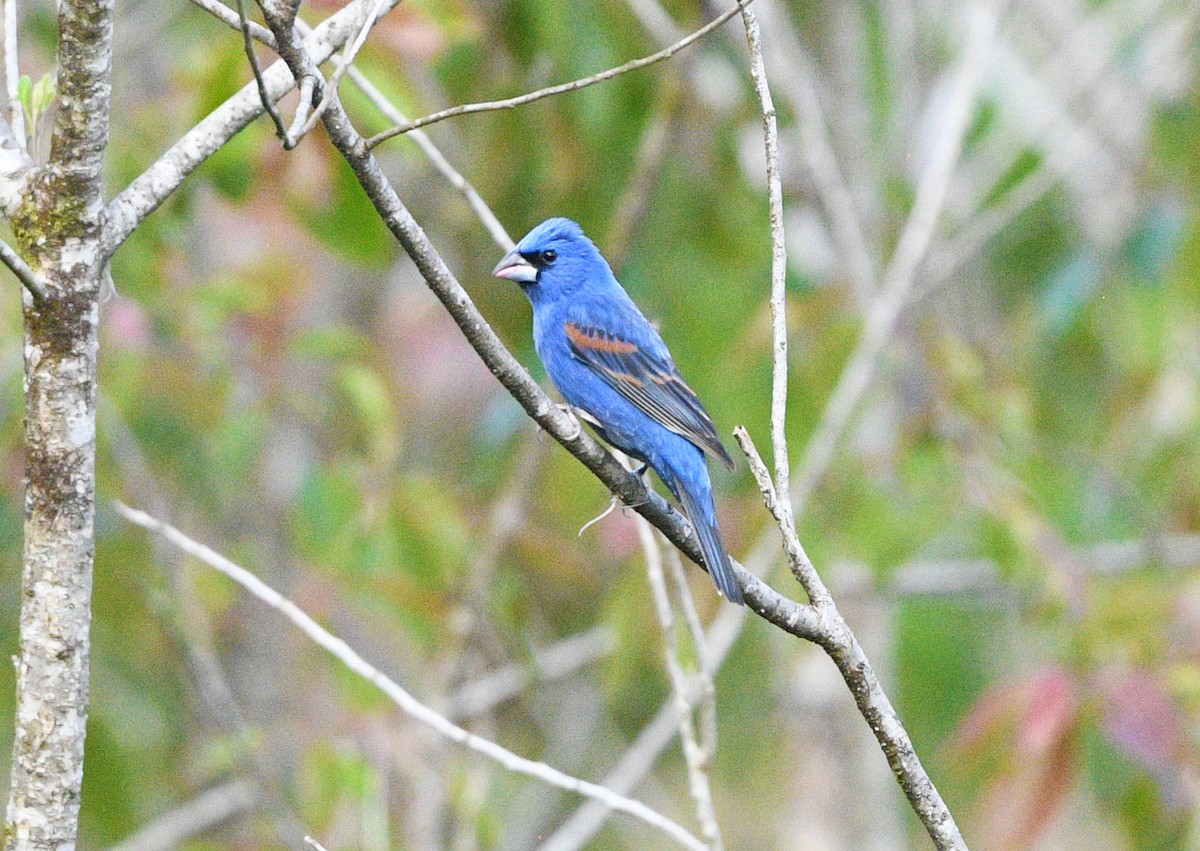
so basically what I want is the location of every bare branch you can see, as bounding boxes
[108,780,259,851]
[103,0,404,255]
[235,0,288,141]
[365,0,753,149]
[115,502,708,851]
[637,519,724,850]
[0,236,44,302]
[183,0,513,249]
[739,3,795,554]
[289,0,388,143]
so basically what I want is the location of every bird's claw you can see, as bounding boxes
[556,403,583,441]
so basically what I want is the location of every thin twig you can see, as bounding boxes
[740,3,796,560]
[288,0,388,144]
[0,236,45,302]
[733,428,966,850]
[187,0,513,249]
[636,518,724,850]
[285,73,315,140]
[733,428,828,607]
[235,0,287,141]
[115,502,707,851]
[365,0,753,149]
[3,0,23,146]
[104,0,406,254]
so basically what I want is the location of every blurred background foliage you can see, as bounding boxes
[2,0,1200,848]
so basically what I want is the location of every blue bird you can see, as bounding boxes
[493,218,743,605]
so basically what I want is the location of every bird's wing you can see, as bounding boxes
[564,321,735,469]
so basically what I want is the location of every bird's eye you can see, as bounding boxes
[542,249,558,265]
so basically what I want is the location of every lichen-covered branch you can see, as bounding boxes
[4,0,114,846]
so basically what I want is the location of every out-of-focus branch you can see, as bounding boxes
[115,503,708,851]
[108,780,259,851]
[637,518,723,850]
[745,0,879,301]
[102,0,405,255]
[447,626,615,721]
[235,0,287,141]
[0,236,44,302]
[0,110,34,215]
[789,3,997,516]
[365,0,753,149]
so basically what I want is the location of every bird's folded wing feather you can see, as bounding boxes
[564,321,735,469]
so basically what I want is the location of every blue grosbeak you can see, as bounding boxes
[493,218,743,605]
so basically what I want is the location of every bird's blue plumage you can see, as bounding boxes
[494,217,743,604]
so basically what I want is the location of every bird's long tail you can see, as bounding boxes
[667,469,744,606]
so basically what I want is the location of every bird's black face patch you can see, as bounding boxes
[521,248,559,270]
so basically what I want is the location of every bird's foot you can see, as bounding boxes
[578,495,620,536]
[555,403,583,441]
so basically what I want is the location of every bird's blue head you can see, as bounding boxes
[492,218,612,304]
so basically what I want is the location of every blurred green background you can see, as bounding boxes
[2,0,1200,847]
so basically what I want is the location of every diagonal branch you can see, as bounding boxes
[235,0,288,141]
[115,502,707,851]
[102,0,405,256]
[365,0,753,149]
[258,3,823,643]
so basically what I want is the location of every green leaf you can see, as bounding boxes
[16,74,30,110]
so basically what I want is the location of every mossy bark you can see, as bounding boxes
[4,0,112,846]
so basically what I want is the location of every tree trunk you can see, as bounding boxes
[4,0,113,846]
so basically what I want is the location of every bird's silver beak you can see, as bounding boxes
[492,249,538,284]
